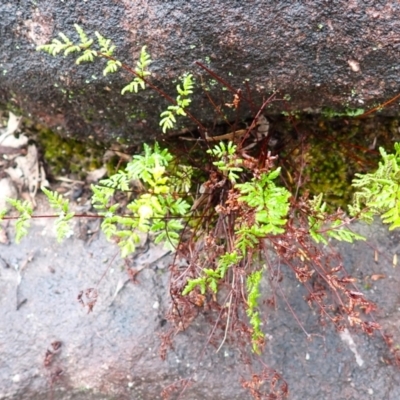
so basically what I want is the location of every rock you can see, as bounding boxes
[0,208,249,400]
[1,197,400,399]
[1,1,400,144]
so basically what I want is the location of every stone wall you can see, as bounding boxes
[1,1,400,143]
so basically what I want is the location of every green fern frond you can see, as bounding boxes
[114,229,141,258]
[350,143,400,230]
[89,142,188,257]
[159,110,177,133]
[74,24,90,44]
[182,277,207,295]
[307,194,365,244]
[103,59,122,76]
[37,25,94,57]
[207,141,243,182]
[37,39,71,56]
[64,45,82,56]
[160,74,194,133]
[58,32,73,46]
[137,45,152,71]
[41,187,68,213]
[326,220,365,242]
[121,46,152,94]
[41,187,75,242]
[236,169,291,235]
[6,199,33,243]
[246,269,264,354]
[76,49,97,64]
[94,31,115,55]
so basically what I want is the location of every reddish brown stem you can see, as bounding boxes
[357,92,400,118]
[195,61,238,94]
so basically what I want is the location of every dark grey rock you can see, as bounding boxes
[1,196,400,399]
[1,1,400,144]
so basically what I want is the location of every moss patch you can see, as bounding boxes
[280,115,400,210]
[35,126,105,179]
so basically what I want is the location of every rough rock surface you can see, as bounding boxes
[1,1,400,143]
[1,195,400,399]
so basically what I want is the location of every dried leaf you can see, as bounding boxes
[0,176,18,210]
[371,274,386,281]
[86,166,107,183]
[0,112,22,140]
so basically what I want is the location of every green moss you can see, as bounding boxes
[301,139,350,208]
[321,107,364,118]
[36,125,105,178]
[282,115,400,211]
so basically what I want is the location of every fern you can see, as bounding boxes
[306,193,365,244]
[38,23,390,358]
[182,277,208,295]
[182,167,290,298]
[37,24,93,57]
[350,143,400,230]
[103,59,122,76]
[168,163,193,193]
[182,250,242,296]
[76,49,97,65]
[207,141,243,182]
[307,193,329,244]
[216,251,242,279]
[38,27,197,133]
[326,219,365,243]
[6,199,33,243]
[94,31,115,56]
[183,156,291,298]
[160,74,194,133]
[75,24,92,47]
[121,46,152,94]
[236,169,291,235]
[41,187,75,242]
[90,142,190,257]
[246,269,264,354]
[37,26,152,93]
[126,142,173,182]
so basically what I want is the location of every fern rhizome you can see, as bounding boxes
[3,24,400,398]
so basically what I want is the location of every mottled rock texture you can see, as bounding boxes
[1,198,400,400]
[1,1,400,143]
